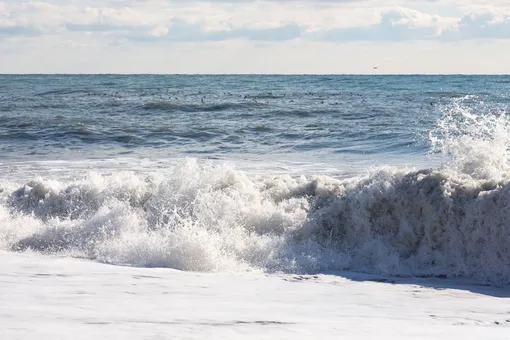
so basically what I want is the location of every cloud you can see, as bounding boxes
[453,9,510,39]
[0,2,63,37]
[3,0,510,74]
[128,20,303,42]
[0,1,510,43]
[314,8,451,41]
[0,25,38,36]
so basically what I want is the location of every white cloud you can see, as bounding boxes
[149,25,169,37]
[1,0,510,73]
[312,7,458,41]
[1,1,508,41]
[454,8,510,39]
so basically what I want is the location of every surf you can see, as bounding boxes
[1,83,510,284]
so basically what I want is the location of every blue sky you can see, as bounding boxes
[1,0,509,73]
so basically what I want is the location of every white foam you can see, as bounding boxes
[3,251,509,340]
[1,97,510,283]
[430,96,510,180]
[1,156,509,283]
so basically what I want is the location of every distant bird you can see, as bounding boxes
[373,66,378,70]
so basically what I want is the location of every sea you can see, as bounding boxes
[1,74,510,284]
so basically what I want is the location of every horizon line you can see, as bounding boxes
[1,73,509,76]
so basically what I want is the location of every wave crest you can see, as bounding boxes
[430,96,510,180]
[1,159,509,283]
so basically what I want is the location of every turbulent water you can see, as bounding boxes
[1,75,510,284]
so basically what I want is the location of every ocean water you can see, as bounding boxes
[1,75,510,284]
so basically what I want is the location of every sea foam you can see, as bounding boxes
[1,98,509,283]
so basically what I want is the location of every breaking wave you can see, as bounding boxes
[0,98,509,284]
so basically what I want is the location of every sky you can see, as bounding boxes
[1,0,510,74]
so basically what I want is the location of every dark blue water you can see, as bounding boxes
[2,75,508,168]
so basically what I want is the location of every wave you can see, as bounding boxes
[0,96,509,284]
[142,101,265,112]
[35,89,95,97]
[0,158,509,283]
[268,108,333,117]
[429,97,510,180]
